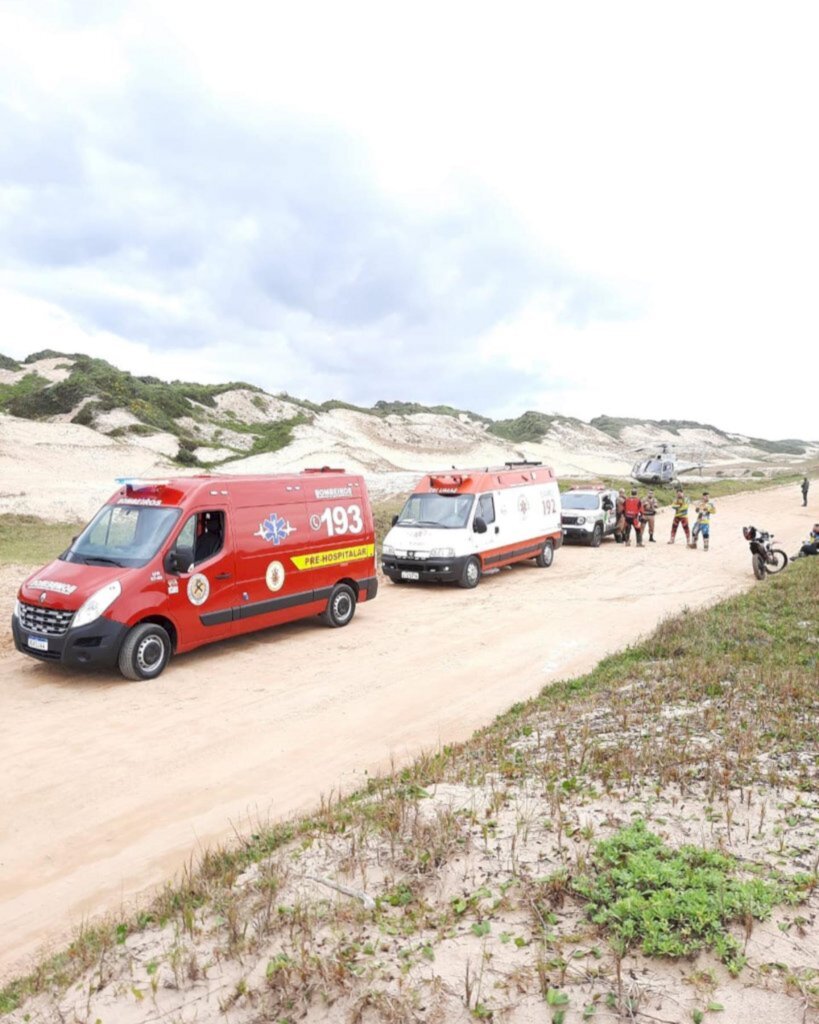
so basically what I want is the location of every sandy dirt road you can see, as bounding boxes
[0,485,812,980]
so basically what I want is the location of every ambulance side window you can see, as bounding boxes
[478,494,496,525]
[169,511,224,573]
[171,515,197,573]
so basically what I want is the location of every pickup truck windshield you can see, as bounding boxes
[62,504,182,568]
[396,492,475,529]
[561,493,600,510]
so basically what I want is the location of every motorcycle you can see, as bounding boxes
[742,526,788,580]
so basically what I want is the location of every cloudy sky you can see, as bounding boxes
[1,1,816,438]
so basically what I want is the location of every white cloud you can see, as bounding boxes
[1,1,817,438]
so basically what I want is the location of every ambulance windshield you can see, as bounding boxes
[561,493,600,510]
[62,503,182,568]
[396,492,475,529]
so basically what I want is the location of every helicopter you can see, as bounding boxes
[630,443,704,485]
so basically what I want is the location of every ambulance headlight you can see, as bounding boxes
[381,544,395,557]
[576,517,586,525]
[73,581,122,629]
[430,547,455,558]
[13,599,21,620]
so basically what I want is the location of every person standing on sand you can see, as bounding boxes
[801,477,809,506]
[642,489,658,542]
[623,489,644,546]
[668,489,691,544]
[614,489,626,543]
[690,491,716,550]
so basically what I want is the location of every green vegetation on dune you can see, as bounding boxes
[488,409,560,442]
[2,355,263,434]
[746,437,807,455]
[0,353,21,371]
[591,415,731,439]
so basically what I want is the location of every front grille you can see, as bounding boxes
[19,602,74,636]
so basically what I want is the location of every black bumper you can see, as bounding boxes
[561,525,595,543]
[12,614,129,670]
[382,555,470,584]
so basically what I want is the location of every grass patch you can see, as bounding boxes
[562,474,802,508]
[574,820,810,974]
[0,515,82,566]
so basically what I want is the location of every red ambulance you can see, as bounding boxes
[12,470,377,680]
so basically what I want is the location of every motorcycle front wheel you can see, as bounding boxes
[765,549,788,574]
[752,553,766,580]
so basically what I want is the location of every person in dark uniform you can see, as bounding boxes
[801,477,809,507]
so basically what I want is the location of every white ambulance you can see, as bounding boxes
[381,461,562,588]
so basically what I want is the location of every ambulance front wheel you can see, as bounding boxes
[535,540,554,568]
[458,556,481,589]
[118,622,172,681]
[321,583,357,627]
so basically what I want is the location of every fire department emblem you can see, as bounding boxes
[254,512,296,545]
[265,560,285,593]
[187,573,210,606]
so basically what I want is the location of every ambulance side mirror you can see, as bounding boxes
[473,516,487,534]
[391,515,399,526]
[164,550,180,575]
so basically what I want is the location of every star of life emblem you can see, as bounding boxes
[254,513,296,545]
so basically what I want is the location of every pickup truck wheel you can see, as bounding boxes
[321,583,356,627]
[118,623,171,681]
[458,556,481,588]
[535,540,554,568]
[590,523,603,548]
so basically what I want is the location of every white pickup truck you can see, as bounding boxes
[560,487,619,547]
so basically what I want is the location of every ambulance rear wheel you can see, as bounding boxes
[118,623,171,681]
[590,524,603,548]
[321,583,356,627]
[458,556,481,589]
[535,540,554,568]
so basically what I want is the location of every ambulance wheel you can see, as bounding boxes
[118,623,171,681]
[321,583,356,627]
[590,524,603,548]
[535,540,554,568]
[458,556,481,589]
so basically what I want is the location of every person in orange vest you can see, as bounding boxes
[668,490,691,544]
[642,489,658,542]
[623,489,644,546]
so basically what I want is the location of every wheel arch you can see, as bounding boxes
[134,614,178,652]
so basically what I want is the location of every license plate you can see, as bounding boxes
[401,571,420,580]
[27,636,49,652]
